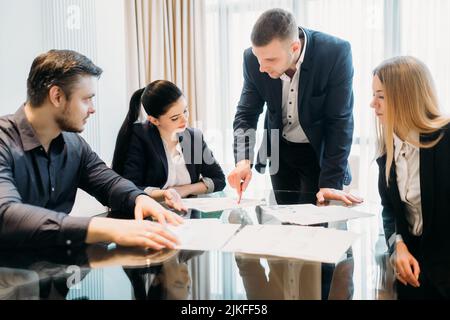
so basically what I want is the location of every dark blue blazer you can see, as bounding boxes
[233,28,354,189]
[122,122,226,192]
[377,125,450,264]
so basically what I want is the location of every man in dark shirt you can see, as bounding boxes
[0,49,183,249]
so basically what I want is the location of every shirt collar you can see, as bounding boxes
[298,27,307,66]
[13,104,66,152]
[281,28,307,81]
[161,137,183,156]
[13,104,42,152]
[393,132,419,162]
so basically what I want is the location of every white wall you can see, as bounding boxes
[71,0,130,217]
[0,0,44,115]
[0,0,130,216]
[94,0,129,164]
[0,0,129,162]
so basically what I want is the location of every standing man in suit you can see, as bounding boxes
[228,8,363,205]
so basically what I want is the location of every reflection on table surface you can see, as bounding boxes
[0,190,399,300]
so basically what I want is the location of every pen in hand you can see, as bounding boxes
[237,181,243,204]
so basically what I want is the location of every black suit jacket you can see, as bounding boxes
[122,122,225,192]
[377,125,450,264]
[233,27,354,189]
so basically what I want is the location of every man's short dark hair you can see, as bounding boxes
[251,8,298,47]
[26,49,103,107]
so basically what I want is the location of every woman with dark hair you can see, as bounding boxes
[112,80,226,210]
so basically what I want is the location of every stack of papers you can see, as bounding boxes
[222,224,359,264]
[181,197,264,213]
[167,218,359,264]
[260,204,373,225]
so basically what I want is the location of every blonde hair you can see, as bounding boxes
[373,56,450,184]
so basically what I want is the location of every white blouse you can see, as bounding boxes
[393,133,423,239]
[161,138,192,189]
[144,137,215,195]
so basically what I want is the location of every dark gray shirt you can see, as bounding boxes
[0,106,145,248]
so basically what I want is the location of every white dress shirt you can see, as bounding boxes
[393,133,423,240]
[144,137,215,195]
[162,138,192,189]
[280,28,309,143]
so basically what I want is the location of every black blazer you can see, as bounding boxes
[122,122,226,192]
[377,125,450,264]
[233,27,354,190]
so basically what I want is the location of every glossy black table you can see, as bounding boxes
[0,190,393,300]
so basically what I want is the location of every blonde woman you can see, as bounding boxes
[371,56,450,299]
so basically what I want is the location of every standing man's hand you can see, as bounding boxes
[316,188,363,206]
[134,195,184,225]
[227,160,252,203]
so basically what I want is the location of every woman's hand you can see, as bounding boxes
[164,188,188,212]
[172,185,192,198]
[393,241,421,287]
[135,195,184,225]
[173,182,208,198]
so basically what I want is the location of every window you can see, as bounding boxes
[203,0,450,197]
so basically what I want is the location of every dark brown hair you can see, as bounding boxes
[112,80,183,175]
[251,8,298,46]
[27,49,103,106]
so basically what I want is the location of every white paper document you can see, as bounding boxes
[167,219,241,251]
[182,197,264,213]
[222,224,359,264]
[261,204,373,225]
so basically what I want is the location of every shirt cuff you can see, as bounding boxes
[201,177,215,193]
[395,234,404,244]
[144,187,161,195]
[126,190,147,215]
[387,232,396,248]
[59,216,92,246]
